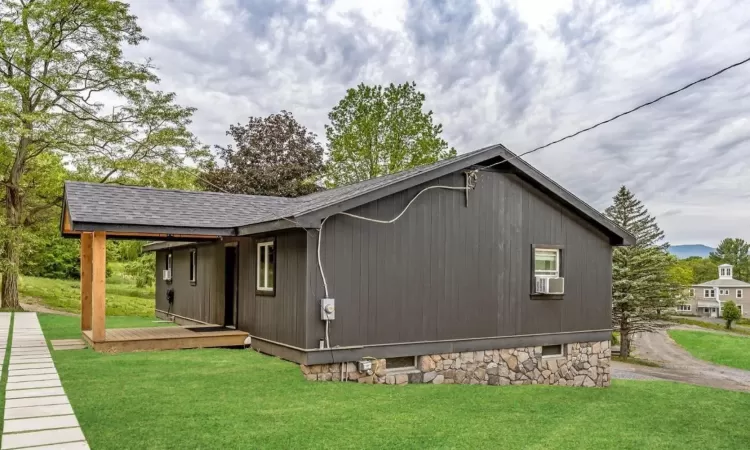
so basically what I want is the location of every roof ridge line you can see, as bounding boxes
[64,180,296,201]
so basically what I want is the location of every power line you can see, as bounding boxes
[4,52,750,230]
[0,54,312,234]
[482,54,750,171]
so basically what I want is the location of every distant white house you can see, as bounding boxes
[678,264,749,318]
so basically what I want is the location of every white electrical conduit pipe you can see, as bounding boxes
[316,184,472,348]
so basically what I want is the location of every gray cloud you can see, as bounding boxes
[123,0,750,246]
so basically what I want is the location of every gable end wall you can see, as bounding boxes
[306,170,613,349]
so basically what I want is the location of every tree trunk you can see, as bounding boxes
[620,330,631,358]
[2,185,21,309]
[2,131,28,309]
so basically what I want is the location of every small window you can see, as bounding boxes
[541,344,563,358]
[688,288,695,297]
[256,239,275,295]
[534,248,560,277]
[737,290,744,299]
[189,249,197,285]
[385,356,417,372]
[704,289,715,298]
[677,304,691,312]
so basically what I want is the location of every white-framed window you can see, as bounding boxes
[738,290,744,299]
[189,249,197,285]
[720,289,729,296]
[256,240,275,294]
[689,288,695,297]
[534,248,560,278]
[677,304,692,312]
[704,289,715,298]
[737,304,743,313]
[721,267,727,277]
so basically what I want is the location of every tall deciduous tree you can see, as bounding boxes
[324,82,456,187]
[605,186,680,357]
[709,238,750,281]
[200,110,323,197]
[679,256,719,284]
[0,0,203,307]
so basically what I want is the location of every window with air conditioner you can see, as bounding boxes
[256,239,276,295]
[533,247,564,295]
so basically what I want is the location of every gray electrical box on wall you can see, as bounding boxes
[321,298,335,320]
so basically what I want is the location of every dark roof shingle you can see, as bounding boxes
[63,144,634,245]
[64,182,297,230]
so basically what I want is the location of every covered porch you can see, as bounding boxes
[60,180,252,352]
[76,231,248,352]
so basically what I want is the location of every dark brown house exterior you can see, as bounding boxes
[64,144,633,387]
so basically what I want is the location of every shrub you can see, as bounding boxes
[722,301,741,329]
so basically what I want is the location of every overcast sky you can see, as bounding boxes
[123,0,750,246]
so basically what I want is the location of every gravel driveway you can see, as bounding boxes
[611,327,750,392]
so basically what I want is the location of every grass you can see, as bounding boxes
[669,330,750,371]
[666,317,750,336]
[36,315,750,450]
[39,314,173,340]
[19,274,155,317]
[612,356,660,367]
[0,313,12,435]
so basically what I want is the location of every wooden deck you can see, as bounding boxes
[82,325,249,352]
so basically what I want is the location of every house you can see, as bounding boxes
[677,264,749,318]
[61,144,634,387]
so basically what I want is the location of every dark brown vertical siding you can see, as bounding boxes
[306,170,613,348]
[154,243,221,323]
[237,230,307,348]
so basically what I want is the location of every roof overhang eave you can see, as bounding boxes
[237,216,319,236]
[62,221,234,240]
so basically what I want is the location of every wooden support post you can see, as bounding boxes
[91,231,107,342]
[80,233,93,331]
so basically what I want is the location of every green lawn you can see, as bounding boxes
[19,273,155,317]
[667,317,750,336]
[669,330,750,370]
[37,315,750,450]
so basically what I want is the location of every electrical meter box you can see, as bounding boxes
[321,298,335,320]
[358,360,372,372]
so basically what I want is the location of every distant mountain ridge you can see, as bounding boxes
[668,244,714,259]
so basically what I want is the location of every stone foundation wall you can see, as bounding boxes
[301,340,611,387]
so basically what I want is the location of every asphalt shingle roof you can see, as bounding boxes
[695,279,750,287]
[64,146,495,232]
[63,144,633,245]
[64,182,297,230]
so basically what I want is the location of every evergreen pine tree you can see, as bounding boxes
[605,186,680,357]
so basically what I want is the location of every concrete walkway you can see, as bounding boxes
[2,313,89,449]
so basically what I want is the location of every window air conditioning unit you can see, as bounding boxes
[162,269,172,282]
[536,277,564,294]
